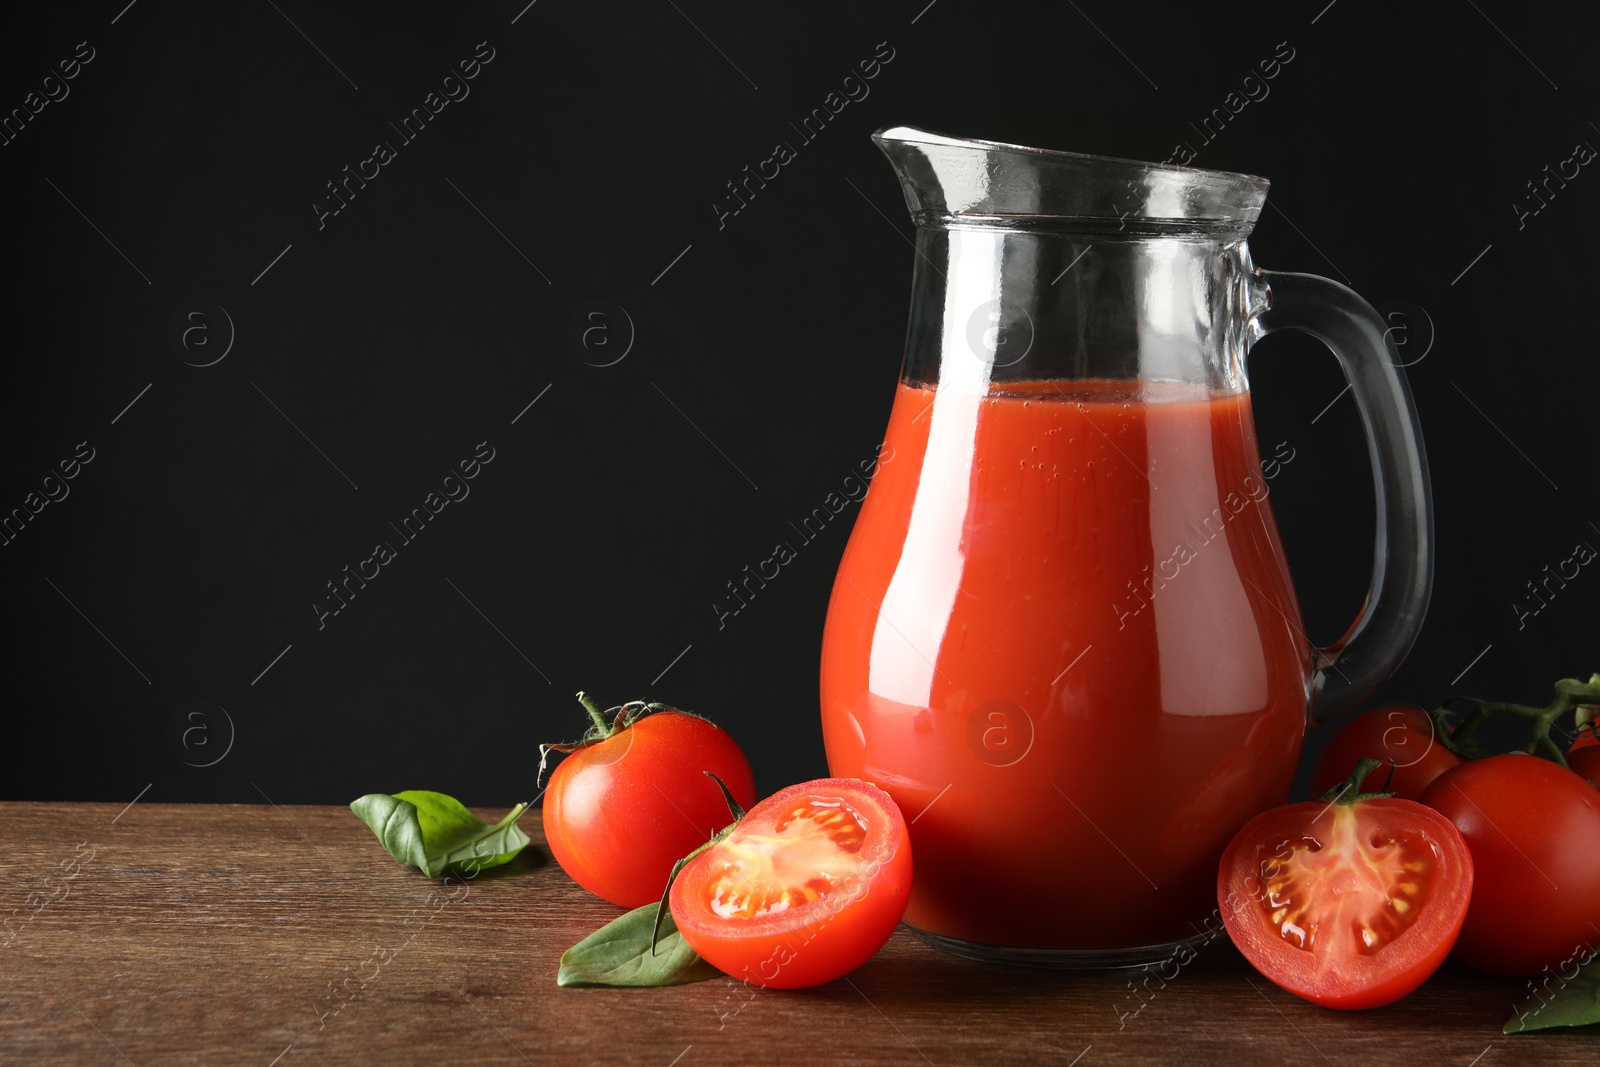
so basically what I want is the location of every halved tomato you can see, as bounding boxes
[1217,786,1474,1009]
[669,778,912,989]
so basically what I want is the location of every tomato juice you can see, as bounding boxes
[820,378,1311,950]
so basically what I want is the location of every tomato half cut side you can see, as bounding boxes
[669,778,912,989]
[1217,797,1474,1009]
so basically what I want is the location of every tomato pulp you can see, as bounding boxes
[1217,797,1474,1009]
[820,380,1311,950]
[670,778,912,988]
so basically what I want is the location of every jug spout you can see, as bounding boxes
[873,125,1269,234]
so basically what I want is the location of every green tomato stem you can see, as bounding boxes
[576,691,612,739]
[1438,673,1600,769]
[703,771,746,822]
[1433,700,1489,760]
[649,791,746,958]
[1314,756,1390,805]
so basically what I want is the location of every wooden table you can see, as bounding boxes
[0,802,1590,1066]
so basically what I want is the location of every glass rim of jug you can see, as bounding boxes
[875,124,1271,237]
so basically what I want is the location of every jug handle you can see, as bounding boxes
[1252,270,1434,725]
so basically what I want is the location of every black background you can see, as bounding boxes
[2,0,1595,807]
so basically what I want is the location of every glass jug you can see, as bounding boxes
[819,126,1432,967]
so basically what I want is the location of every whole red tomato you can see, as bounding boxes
[1217,787,1473,1009]
[1312,706,1463,801]
[670,778,912,988]
[1421,755,1600,975]
[542,697,756,909]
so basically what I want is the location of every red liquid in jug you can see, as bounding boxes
[820,379,1311,948]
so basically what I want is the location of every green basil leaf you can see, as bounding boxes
[393,791,531,874]
[1504,951,1600,1033]
[350,791,530,879]
[350,794,430,871]
[558,903,722,988]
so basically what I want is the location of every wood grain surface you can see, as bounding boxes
[0,801,1590,1066]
